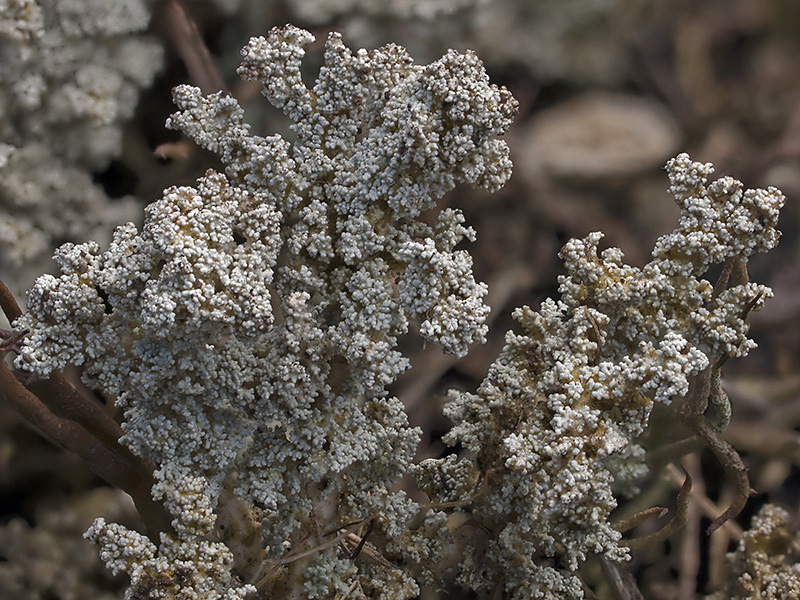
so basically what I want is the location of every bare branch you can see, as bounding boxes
[623,466,691,551]
[159,0,227,94]
[614,505,669,534]
[0,359,172,538]
[0,279,22,323]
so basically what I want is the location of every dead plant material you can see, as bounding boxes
[623,466,691,551]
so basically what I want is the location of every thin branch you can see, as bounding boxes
[160,0,227,94]
[623,466,692,551]
[678,454,702,600]
[341,532,396,569]
[584,306,603,366]
[682,364,714,418]
[348,519,373,559]
[26,373,153,478]
[0,279,22,322]
[256,511,382,589]
[675,363,752,534]
[666,463,744,540]
[691,416,753,534]
[598,557,645,600]
[0,327,28,353]
[647,434,704,467]
[707,489,735,591]
[710,256,737,304]
[614,506,669,534]
[740,291,764,320]
[0,359,172,538]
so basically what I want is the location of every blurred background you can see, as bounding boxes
[1,0,799,597]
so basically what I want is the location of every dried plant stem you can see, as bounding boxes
[614,506,669,534]
[676,362,752,535]
[665,463,744,540]
[710,256,737,303]
[707,486,736,591]
[0,279,22,322]
[685,413,752,534]
[27,374,144,468]
[160,0,227,94]
[647,434,705,466]
[0,279,172,539]
[598,557,645,600]
[623,466,692,551]
[678,454,701,600]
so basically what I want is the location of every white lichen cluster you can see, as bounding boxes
[0,0,162,301]
[15,25,516,598]
[705,504,800,600]
[85,476,256,600]
[433,153,783,598]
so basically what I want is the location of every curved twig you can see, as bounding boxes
[0,279,22,322]
[622,467,692,551]
[614,506,669,534]
[691,416,753,534]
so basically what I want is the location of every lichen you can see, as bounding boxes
[15,25,516,598]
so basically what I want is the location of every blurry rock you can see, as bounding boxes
[519,92,681,180]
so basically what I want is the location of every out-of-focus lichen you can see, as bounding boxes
[214,0,635,86]
[0,488,137,600]
[0,0,162,304]
[0,0,160,167]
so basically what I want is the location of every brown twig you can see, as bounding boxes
[674,362,753,534]
[678,454,702,600]
[348,519,374,559]
[0,279,22,322]
[614,505,669,534]
[0,327,28,353]
[691,416,753,534]
[740,291,764,320]
[623,466,692,551]
[646,434,704,467]
[707,485,736,591]
[598,557,645,600]
[710,256,737,304]
[255,511,382,590]
[0,360,171,538]
[159,0,227,94]
[665,463,743,540]
[584,306,603,366]
[25,374,151,474]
